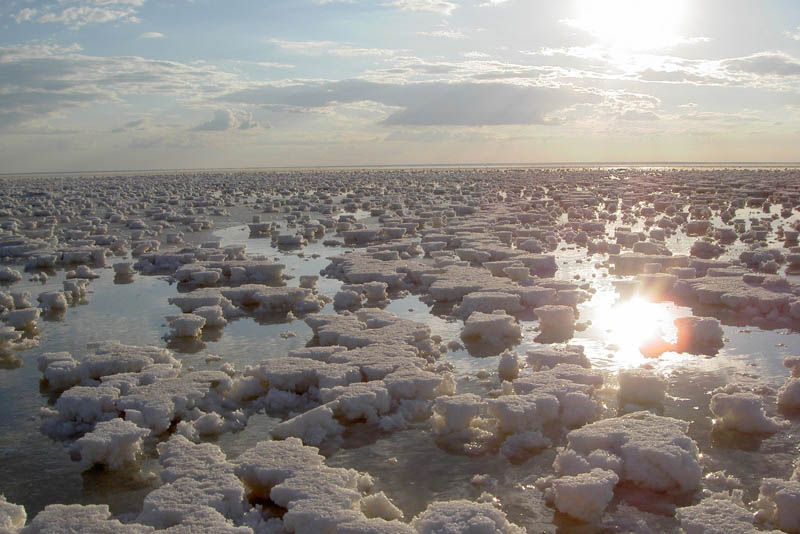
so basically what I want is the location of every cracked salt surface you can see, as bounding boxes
[2,167,800,532]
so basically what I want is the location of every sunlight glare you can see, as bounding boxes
[569,0,689,51]
[597,296,677,364]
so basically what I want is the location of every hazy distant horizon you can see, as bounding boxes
[2,0,799,173]
[5,160,800,178]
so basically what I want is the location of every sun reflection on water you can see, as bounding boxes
[594,295,680,368]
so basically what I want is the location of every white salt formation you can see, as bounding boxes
[6,167,800,533]
[710,391,785,434]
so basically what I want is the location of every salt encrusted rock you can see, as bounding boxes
[556,411,701,494]
[552,468,619,522]
[710,392,785,434]
[38,341,180,391]
[167,313,206,337]
[618,369,667,405]
[70,418,150,471]
[452,292,524,318]
[534,305,575,341]
[0,494,26,532]
[307,309,438,356]
[37,291,68,311]
[674,316,724,355]
[778,378,800,410]
[756,478,800,534]
[23,504,155,533]
[431,393,489,448]
[335,289,363,310]
[113,262,135,276]
[460,311,521,345]
[5,307,40,330]
[512,365,600,428]
[221,285,325,315]
[526,345,590,370]
[677,493,768,534]
[411,500,524,534]
[498,350,520,381]
[337,519,416,533]
[0,267,22,282]
[360,491,404,521]
[233,437,395,532]
[193,305,228,328]
[137,435,246,530]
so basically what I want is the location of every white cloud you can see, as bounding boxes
[139,32,164,39]
[268,39,397,57]
[192,109,259,131]
[0,43,240,129]
[220,79,599,126]
[785,26,800,41]
[418,29,464,38]
[385,0,457,16]
[16,0,147,29]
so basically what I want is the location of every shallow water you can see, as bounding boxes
[1,169,800,532]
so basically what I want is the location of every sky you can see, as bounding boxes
[1,0,800,173]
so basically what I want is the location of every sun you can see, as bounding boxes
[568,0,690,51]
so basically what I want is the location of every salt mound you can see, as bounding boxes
[552,468,619,522]
[0,495,25,532]
[677,493,767,534]
[618,369,667,405]
[460,311,521,346]
[70,418,150,471]
[555,411,701,494]
[410,499,524,534]
[756,478,800,534]
[710,392,785,434]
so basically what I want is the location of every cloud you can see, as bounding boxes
[139,32,164,39]
[267,39,397,57]
[14,1,148,29]
[111,118,148,133]
[785,27,800,41]
[192,109,259,131]
[220,79,598,126]
[418,29,464,38]
[385,0,457,16]
[0,43,240,129]
[619,110,659,121]
[722,52,800,77]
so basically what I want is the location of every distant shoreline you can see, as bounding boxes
[3,161,800,178]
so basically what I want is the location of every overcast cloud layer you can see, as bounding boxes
[1,0,799,172]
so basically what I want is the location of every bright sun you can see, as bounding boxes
[569,0,689,51]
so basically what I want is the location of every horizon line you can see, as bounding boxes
[3,160,800,177]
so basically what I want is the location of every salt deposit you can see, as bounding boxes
[3,167,800,532]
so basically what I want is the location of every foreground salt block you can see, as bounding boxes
[678,493,763,534]
[618,369,667,405]
[410,500,524,534]
[552,468,619,522]
[534,305,575,342]
[5,307,40,330]
[498,350,520,381]
[710,392,785,434]
[167,314,206,337]
[0,494,26,532]
[778,378,800,411]
[70,418,150,471]
[0,267,22,282]
[756,478,800,534]
[460,311,521,346]
[557,411,701,494]
[113,262,135,276]
[673,316,724,355]
[21,504,153,534]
